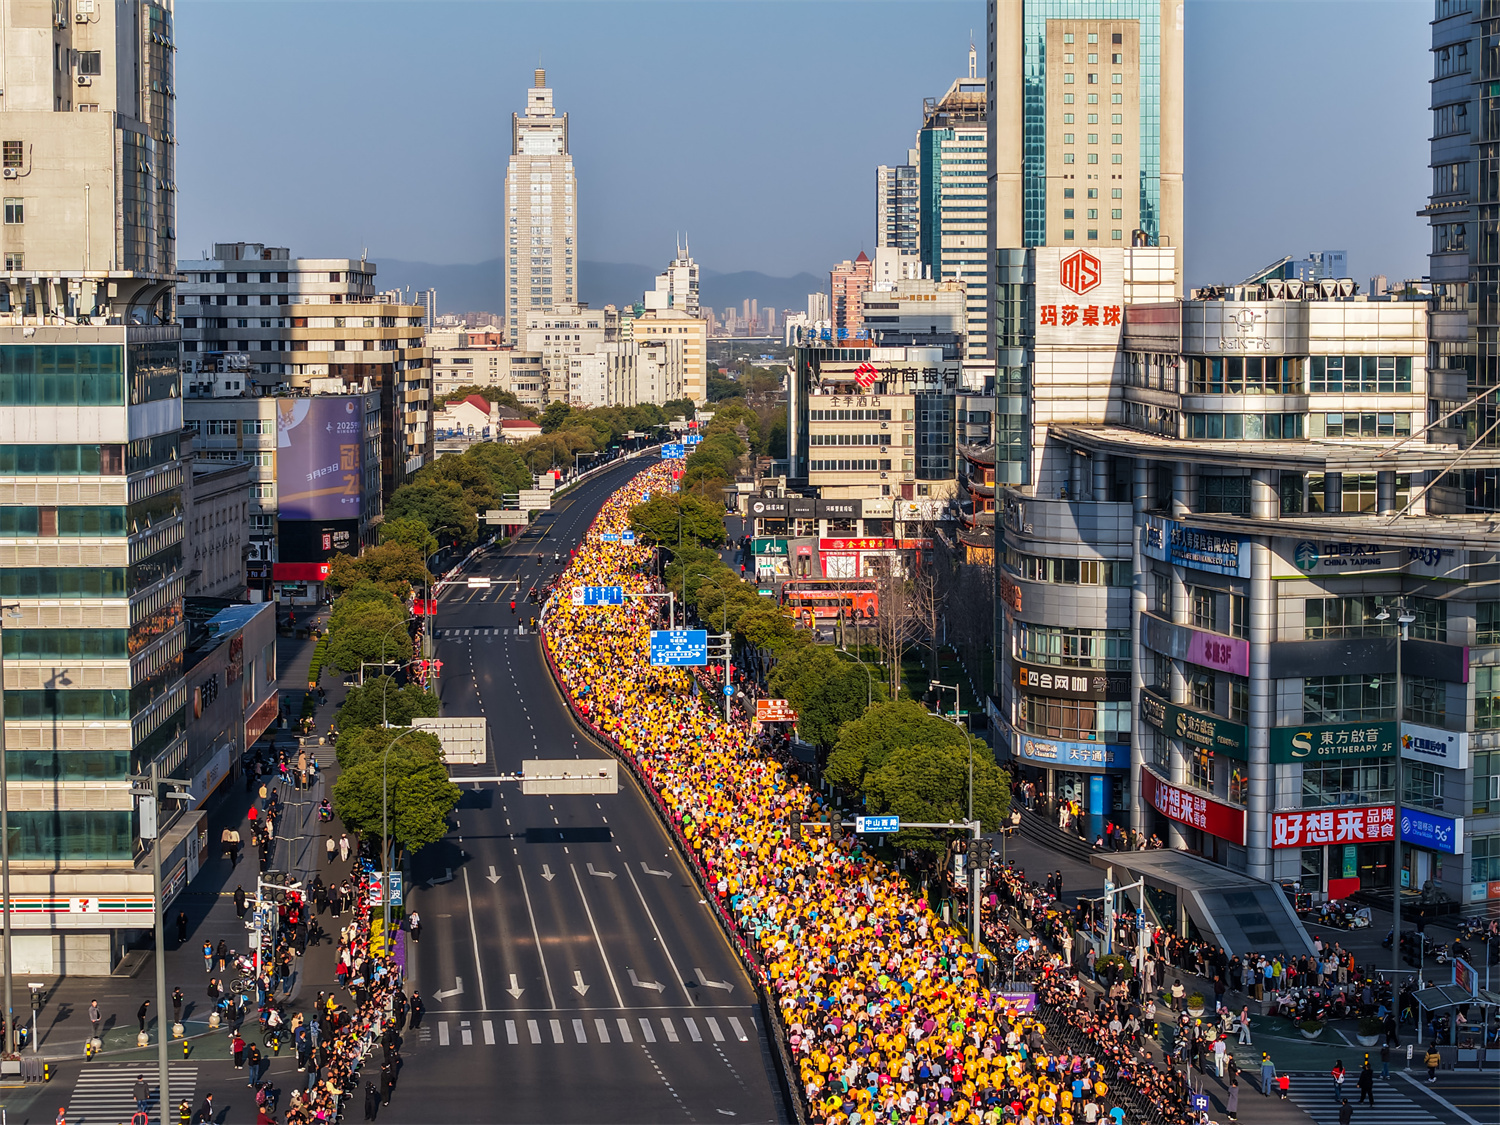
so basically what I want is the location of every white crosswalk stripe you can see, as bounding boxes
[428,1013,758,1049]
[67,1063,198,1123]
[1284,1077,1442,1125]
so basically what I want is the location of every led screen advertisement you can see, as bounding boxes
[277,397,363,521]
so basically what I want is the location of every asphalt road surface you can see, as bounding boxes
[398,456,789,1124]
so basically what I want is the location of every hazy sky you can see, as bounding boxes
[177,1,1430,288]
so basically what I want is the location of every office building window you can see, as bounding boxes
[1478,601,1500,645]
[1299,762,1395,809]
[3,198,22,225]
[1303,674,1394,723]
[78,51,102,76]
[1477,665,1500,729]
[1473,834,1500,884]
[1198,475,1250,515]
[1404,675,1446,725]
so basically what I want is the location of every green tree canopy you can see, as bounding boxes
[384,479,479,545]
[824,699,968,793]
[333,726,444,770]
[327,542,429,601]
[768,645,880,749]
[629,494,726,549]
[325,583,410,673]
[334,676,440,731]
[540,401,573,433]
[863,741,1010,845]
[378,517,439,558]
[332,736,460,854]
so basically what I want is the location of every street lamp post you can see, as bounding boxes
[930,681,973,822]
[0,601,19,1058]
[838,645,876,709]
[374,618,413,728]
[380,727,423,939]
[1376,597,1417,984]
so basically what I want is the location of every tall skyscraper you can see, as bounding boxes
[505,70,577,344]
[919,45,991,362]
[987,0,1184,272]
[876,152,920,252]
[0,0,187,967]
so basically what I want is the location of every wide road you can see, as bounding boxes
[397,455,788,1125]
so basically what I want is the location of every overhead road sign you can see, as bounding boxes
[484,510,531,526]
[413,717,488,765]
[684,434,703,446]
[520,759,617,796]
[662,443,685,459]
[518,490,553,510]
[572,586,624,606]
[856,815,900,834]
[467,577,492,589]
[649,629,708,666]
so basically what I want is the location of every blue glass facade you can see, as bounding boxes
[1021,0,1161,247]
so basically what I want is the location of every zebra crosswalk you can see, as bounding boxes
[1282,1075,1442,1125]
[65,1063,198,1123]
[436,627,530,638]
[421,1012,755,1049]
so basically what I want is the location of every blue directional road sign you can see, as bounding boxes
[855,815,900,834]
[621,531,636,545]
[574,585,624,606]
[684,434,703,446]
[600,533,620,543]
[662,443,685,458]
[649,629,708,666]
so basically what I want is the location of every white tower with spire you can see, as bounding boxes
[504,68,578,342]
[643,239,700,316]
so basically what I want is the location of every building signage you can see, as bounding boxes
[999,574,1023,613]
[1138,689,1249,758]
[816,499,863,519]
[1400,721,1469,770]
[1015,663,1129,701]
[1144,614,1250,676]
[818,538,931,552]
[1140,769,1245,845]
[1274,540,1461,580]
[1269,720,1397,763]
[748,497,789,518]
[277,396,364,521]
[756,699,797,723]
[1035,248,1125,346]
[1400,807,1464,855]
[1015,736,1129,770]
[752,538,788,556]
[1142,516,1250,577]
[1271,805,1395,849]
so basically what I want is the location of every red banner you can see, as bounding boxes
[1141,769,1245,845]
[1270,805,1395,849]
[272,562,330,582]
[756,699,797,723]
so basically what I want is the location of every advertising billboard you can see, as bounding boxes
[277,396,363,521]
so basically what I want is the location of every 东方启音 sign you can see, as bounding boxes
[855,815,899,835]
[649,629,708,666]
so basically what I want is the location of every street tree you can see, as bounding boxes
[325,586,410,673]
[824,700,967,793]
[629,494,726,549]
[334,677,439,731]
[768,645,875,748]
[863,740,1010,847]
[332,736,461,854]
[327,542,429,601]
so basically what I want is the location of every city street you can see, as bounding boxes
[396,456,788,1123]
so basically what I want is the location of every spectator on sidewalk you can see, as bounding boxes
[88,999,101,1040]
[136,999,150,1033]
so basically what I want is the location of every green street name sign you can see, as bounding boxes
[1138,689,1248,759]
[1269,720,1397,763]
[752,537,788,556]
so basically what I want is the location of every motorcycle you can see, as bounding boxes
[317,799,333,823]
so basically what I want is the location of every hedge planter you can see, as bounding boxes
[1299,1020,1325,1040]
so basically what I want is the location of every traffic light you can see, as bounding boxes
[972,839,992,868]
[830,816,842,842]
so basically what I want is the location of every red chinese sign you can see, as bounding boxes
[853,361,879,390]
[1039,303,1121,328]
[756,699,797,723]
[819,538,932,551]
[1060,250,1102,295]
[1141,769,1245,845]
[1270,805,1395,849]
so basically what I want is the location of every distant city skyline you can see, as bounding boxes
[177,2,1428,290]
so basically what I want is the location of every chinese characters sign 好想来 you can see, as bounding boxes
[1271,806,1395,849]
[1140,769,1246,845]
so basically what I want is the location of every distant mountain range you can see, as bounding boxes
[378,258,826,321]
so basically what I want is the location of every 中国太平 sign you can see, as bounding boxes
[1269,720,1397,763]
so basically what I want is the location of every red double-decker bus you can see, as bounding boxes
[781,580,879,627]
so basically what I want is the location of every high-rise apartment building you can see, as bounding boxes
[919,48,991,362]
[631,308,707,404]
[830,252,874,338]
[505,70,578,343]
[877,152,920,252]
[644,244,700,315]
[0,0,187,969]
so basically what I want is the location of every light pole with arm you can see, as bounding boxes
[0,601,20,1058]
[375,617,412,727]
[931,681,974,822]
[1376,597,1416,983]
[423,525,459,712]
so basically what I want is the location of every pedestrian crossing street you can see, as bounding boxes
[1282,1074,1442,1125]
[66,1063,198,1123]
[420,1011,756,1049]
[436,627,531,638]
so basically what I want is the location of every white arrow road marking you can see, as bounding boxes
[506,974,524,999]
[571,971,589,997]
[539,864,555,882]
[486,866,501,884]
[628,968,665,994]
[433,977,464,1001]
[694,968,733,993]
[426,867,454,887]
[586,863,616,880]
[641,862,672,878]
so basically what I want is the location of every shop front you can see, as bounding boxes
[1398,806,1464,897]
[1140,767,1246,866]
[1002,716,1130,843]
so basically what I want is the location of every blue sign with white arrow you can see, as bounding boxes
[855,815,900,834]
[684,434,703,446]
[662,443,685,459]
[574,586,624,606]
[649,629,708,666]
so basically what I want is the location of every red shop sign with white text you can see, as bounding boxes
[1270,805,1395,849]
[1141,769,1245,846]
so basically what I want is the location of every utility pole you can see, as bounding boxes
[1377,597,1415,982]
[0,601,19,1058]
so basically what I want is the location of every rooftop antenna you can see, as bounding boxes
[969,36,977,79]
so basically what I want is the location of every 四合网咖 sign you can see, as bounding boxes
[1015,663,1128,701]
[1271,806,1394,849]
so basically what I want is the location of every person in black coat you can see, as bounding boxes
[234,886,248,919]
[364,1080,381,1120]
[409,991,423,1029]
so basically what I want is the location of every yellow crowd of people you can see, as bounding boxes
[540,465,1144,1125]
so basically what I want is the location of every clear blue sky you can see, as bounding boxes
[177,1,1430,288]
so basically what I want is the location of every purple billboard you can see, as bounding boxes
[276,396,363,520]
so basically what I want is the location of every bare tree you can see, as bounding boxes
[869,559,924,699]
